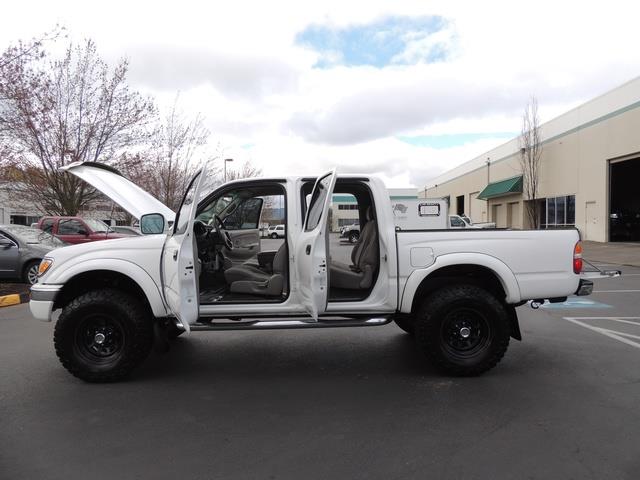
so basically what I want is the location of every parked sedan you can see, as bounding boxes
[0,225,66,284]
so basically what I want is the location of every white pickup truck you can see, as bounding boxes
[30,162,592,382]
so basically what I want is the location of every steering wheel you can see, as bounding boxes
[214,215,233,250]
[193,220,208,238]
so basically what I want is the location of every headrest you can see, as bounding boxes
[366,206,373,221]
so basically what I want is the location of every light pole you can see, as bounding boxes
[224,158,233,182]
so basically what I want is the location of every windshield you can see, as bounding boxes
[84,219,111,233]
[1,225,66,247]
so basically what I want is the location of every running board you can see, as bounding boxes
[188,316,392,331]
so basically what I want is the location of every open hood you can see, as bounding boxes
[60,162,175,221]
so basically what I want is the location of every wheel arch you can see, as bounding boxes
[400,254,521,315]
[51,260,168,318]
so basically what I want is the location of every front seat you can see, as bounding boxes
[224,243,288,296]
[330,207,379,290]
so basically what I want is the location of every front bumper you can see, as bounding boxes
[29,284,63,322]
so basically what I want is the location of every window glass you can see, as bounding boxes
[543,195,576,228]
[223,198,263,230]
[174,172,201,235]
[305,174,332,231]
[58,219,86,235]
[41,219,54,233]
[547,198,556,226]
[450,216,465,227]
[567,196,575,224]
[556,196,566,225]
[85,219,110,233]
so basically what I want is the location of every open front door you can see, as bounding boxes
[162,166,208,332]
[296,170,337,320]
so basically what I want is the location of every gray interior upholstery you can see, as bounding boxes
[224,242,288,296]
[330,206,379,290]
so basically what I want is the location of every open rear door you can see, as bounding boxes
[161,166,208,332]
[295,170,337,320]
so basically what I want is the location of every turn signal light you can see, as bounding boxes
[573,242,583,274]
[38,258,53,276]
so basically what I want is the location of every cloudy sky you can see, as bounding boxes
[3,0,639,187]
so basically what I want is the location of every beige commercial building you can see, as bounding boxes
[421,77,640,242]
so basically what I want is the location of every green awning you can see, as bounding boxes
[477,175,523,200]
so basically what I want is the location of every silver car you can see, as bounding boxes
[0,225,66,284]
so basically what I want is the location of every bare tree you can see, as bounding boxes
[0,38,155,215]
[519,96,543,229]
[225,160,262,181]
[118,97,213,211]
[0,26,64,70]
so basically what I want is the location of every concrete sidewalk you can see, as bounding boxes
[582,241,640,267]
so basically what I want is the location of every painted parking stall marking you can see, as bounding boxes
[564,317,640,350]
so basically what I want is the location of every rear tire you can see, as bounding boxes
[414,285,510,376]
[54,289,153,382]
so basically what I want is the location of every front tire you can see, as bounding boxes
[54,289,153,382]
[414,285,510,376]
[349,232,359,243]
[23,260,40,285]
[271,233,278,239]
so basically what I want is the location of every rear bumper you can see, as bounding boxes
[575,279,593,296]
[29,284,62,321]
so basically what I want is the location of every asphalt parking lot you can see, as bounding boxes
[2,261,640,479]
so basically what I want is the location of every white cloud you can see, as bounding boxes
[2,0,639,188]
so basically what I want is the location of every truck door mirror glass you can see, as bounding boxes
[140,213,166,234]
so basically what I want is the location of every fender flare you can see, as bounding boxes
[50,258,168,318]
[399,253,521,313]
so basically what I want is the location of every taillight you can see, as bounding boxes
[573,242,583,274]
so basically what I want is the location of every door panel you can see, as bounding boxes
[295,169,336,320]
[0,234,20,278]
[162,167,208,331]
[222,197,263,264]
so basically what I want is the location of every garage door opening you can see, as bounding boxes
[610,158,640,242]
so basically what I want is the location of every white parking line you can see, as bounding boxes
[564,317,640,350]
[593,290,640,293]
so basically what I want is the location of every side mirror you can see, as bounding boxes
[140,213,166,235]
[77,229,88,236]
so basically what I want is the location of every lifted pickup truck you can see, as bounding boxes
[30,162,592,382]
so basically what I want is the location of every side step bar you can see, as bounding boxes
[188,316,392,332]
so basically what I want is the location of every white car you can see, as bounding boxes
[267,224,285,239]
[30,162,594,382]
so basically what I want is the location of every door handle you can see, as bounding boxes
[305,245,311,255]
[172,250,178,261]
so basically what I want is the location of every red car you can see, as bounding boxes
[36,216,126,244]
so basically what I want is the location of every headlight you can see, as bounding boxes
[38,258,53,277]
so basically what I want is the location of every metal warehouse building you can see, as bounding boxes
[421,76,640,242]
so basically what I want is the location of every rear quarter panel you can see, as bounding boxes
[397,229,580,311]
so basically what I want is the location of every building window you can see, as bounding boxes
[542,195,575,228]
[338,204,358,210]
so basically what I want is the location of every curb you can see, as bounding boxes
[0,292,30,308]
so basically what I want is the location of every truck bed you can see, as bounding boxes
[396,228,581,308]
